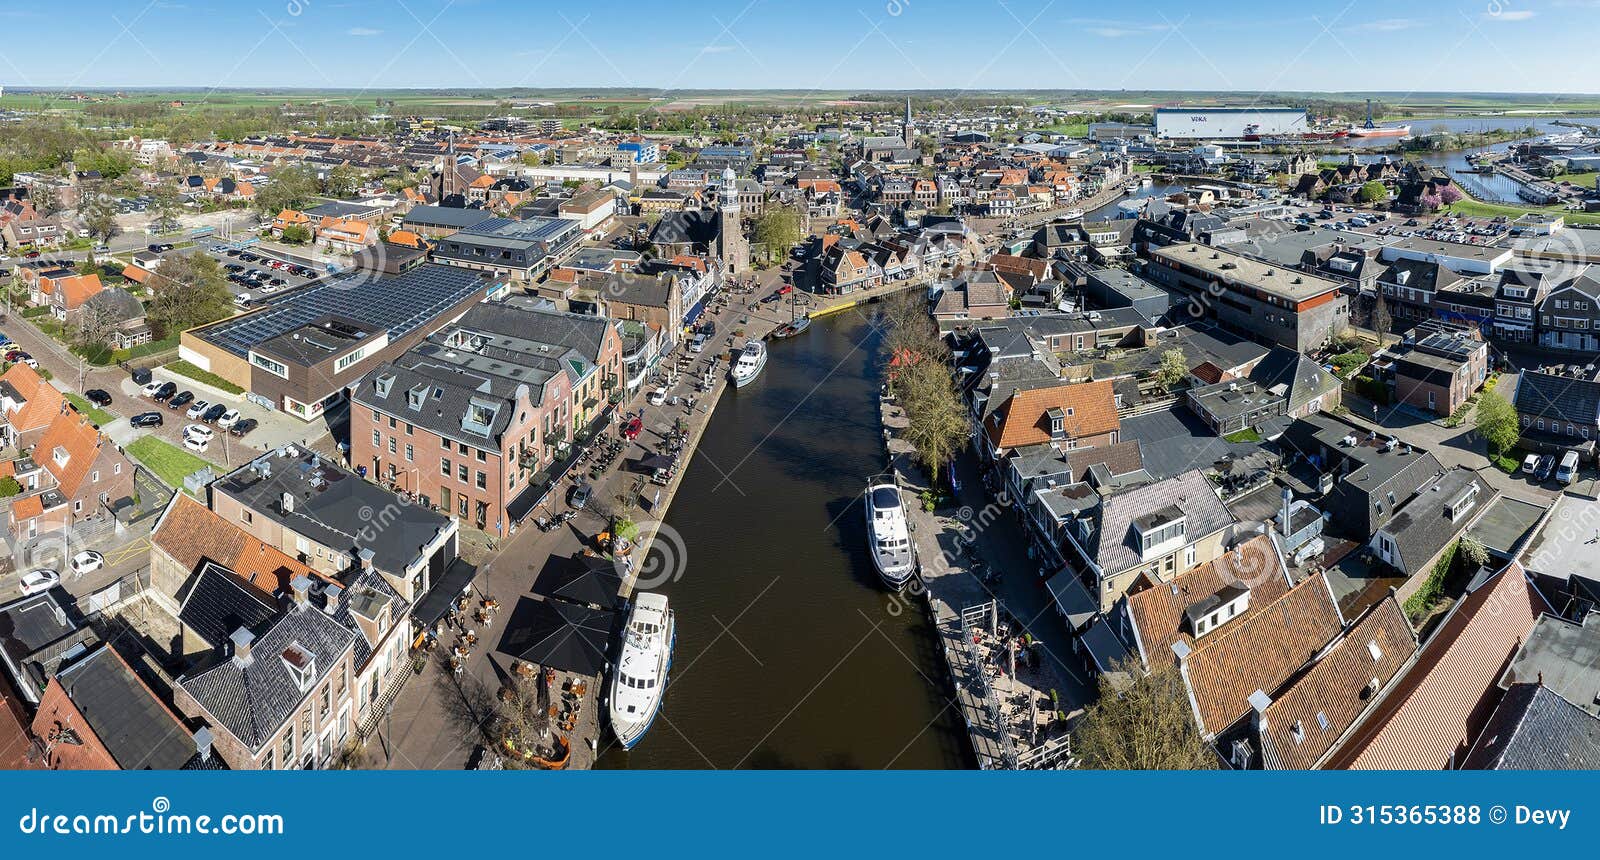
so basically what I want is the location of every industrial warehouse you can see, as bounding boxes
[1154,106,1308,139]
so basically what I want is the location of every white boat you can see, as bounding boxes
[865,478,915,590]
[608,592,674,750]
[730,339,767,388]
[1059,207,1084,221]
[1123,182,1139,194]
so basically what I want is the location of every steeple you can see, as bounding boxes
[903,97,915,148]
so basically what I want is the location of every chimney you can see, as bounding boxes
[290,575,312,611]
[281,491,294,514]
[193,727,214,763]
[1280,487,1292,533]
[358,547,375,570]
[323,584,343,615]
[229,627,255,667]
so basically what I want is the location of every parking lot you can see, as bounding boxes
[150,240,324,306]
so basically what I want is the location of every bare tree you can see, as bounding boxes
[1072,658,1218,770]
[1372,291,1392,346]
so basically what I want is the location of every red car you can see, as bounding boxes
[775,284,793,295]
[622,417,643,440]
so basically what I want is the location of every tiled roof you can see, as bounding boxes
[36,410,107,498]
[1088,470,1235,575]
[1129,534,1293,670]
[1258,595,1415,769]
[1329,562,1549,770]
[985,379,1119,450]
[0,363,64,435]
[1462,683,1600,769]
[1184,571,1344,737]
[152,494,331,596]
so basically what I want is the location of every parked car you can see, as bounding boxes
[141,380,166,398]
[168,390,194,409]
[83,389,112,407]
[569,483,592,511]
[18,569,59,596]
[185,399,210,419]
[1557,450,1581,485]
[68,551,104,577]
[217,408,242,429]
[648,387,667,406]
[1521,453,1540,475]
[201,403,227,423]
[152,381,177,401]
[183,433,210,453]
[1535,454,1556,482]
[183,423,214,441]
[129,411,163,428]
[228,418,258,437]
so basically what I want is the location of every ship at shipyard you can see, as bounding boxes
[1345,97,1411,138]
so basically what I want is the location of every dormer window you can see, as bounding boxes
[1045,406,1065,439]
[51,446,68,467]
[374,374,395,398]
[281,643,316,693]
[406,384,428,411]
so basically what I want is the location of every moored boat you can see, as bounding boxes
[730,340,767,387]
[864,477,915,590]
[608,592,674,750]
[773,317,812,339]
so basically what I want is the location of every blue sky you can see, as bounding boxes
[3,0,1598,93]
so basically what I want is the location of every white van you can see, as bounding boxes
[1557,450,1581,485]
[690,333,707,353]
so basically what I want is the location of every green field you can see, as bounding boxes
[126,436,217,489]
[1443,197,1600,226]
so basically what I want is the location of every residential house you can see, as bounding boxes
[1379,322,1489,417]
[1462,682,1600,769]
[1371,468,1494,599]
[270,209,313,239]
[981,379,1121,464]
[1279,414,1446,542]
[1512,364,1600,456]
[0,363,65,450]
[1327,562,1549,769]
[29,644,201,770]
[9,408,136,541]
[1539,267,1600,352]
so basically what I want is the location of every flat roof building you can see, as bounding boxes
[1146,243,1349,351]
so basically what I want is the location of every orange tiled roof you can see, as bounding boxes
[36,409,105,497]
[10,494,43,521]
[152,494,334,596]
[386,229,425,249]
[121,264,152,284]
[1191,361,1233,386]
[1329,562,1549,770]
[984,380,1119,450]
[1259,595,1415,769]
[0,364,65,435]
[1127,534,1293,669]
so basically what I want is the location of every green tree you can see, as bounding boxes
[79,191,119,245]
[1459,535,1489,568]
[148,183,183,234]
[0,477,20,498]
[253,164,317,215]
[322,164,360,199]
[146,251,233,337]
[1358,180,1388,204]
[1474,388,1519,457]
[752,205,802,265]
[280,223,312,244]
[1072,658,1217,770]
[1155,348,1189,392]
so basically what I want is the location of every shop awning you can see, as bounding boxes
[412,558,479,629]
[498,597,618,678]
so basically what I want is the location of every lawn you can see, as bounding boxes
[64,394,114,427]
[1223,428,1263,443]
[1442,197,1600,226]
[164,359,244,395]
[127,436,218,489]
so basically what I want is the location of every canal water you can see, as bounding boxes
[598,310,974,770]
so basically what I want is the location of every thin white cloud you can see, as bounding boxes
[346,27,382,36]
[699,45,734,54]
[1363,18,1421,31]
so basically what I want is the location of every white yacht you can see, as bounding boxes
[865,478,915,589]
[730,340,767,388]
[608,592,675,750]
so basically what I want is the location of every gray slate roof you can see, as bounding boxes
[1083,469,1234,574]
[54,644,196,770]
[1463,683,1600,769]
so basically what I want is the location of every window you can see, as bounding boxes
[372,430,381,447]
[1184,545,1197,568]
[387,438,396,455]
[405,444,414,462]
[279,731,293,768]
[441,457,451,476]
[458,464,468,482]
[91,470,99,483]
[241,510,253,524]
[113,463,120,475]
[251,353,289,378]
[476,449,487,462]
[476,471,486,490]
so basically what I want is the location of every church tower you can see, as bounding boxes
[903,97,915,148]
[716,166,746,274]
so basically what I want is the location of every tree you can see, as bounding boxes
[1155,348,1188,392]
[148,183,183,234]
[1459,535,1490,568]
[1371,291,1392,344]
[895,359,968,484]
[1474,388,1519,457]
[252,164,317,215]
[322,164,360,199]
[752,205,802,265]
[280,223,312,244]
[146,251,233,337]
[28,182,59,216]
[71,297,120,356]
[1439,184,1463,206]
[1072,658,1217,770]
[0,477,20,498]
[78,192,119,245]
[1357,180,1388,204]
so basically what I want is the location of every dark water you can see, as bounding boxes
[597,311,973,770]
